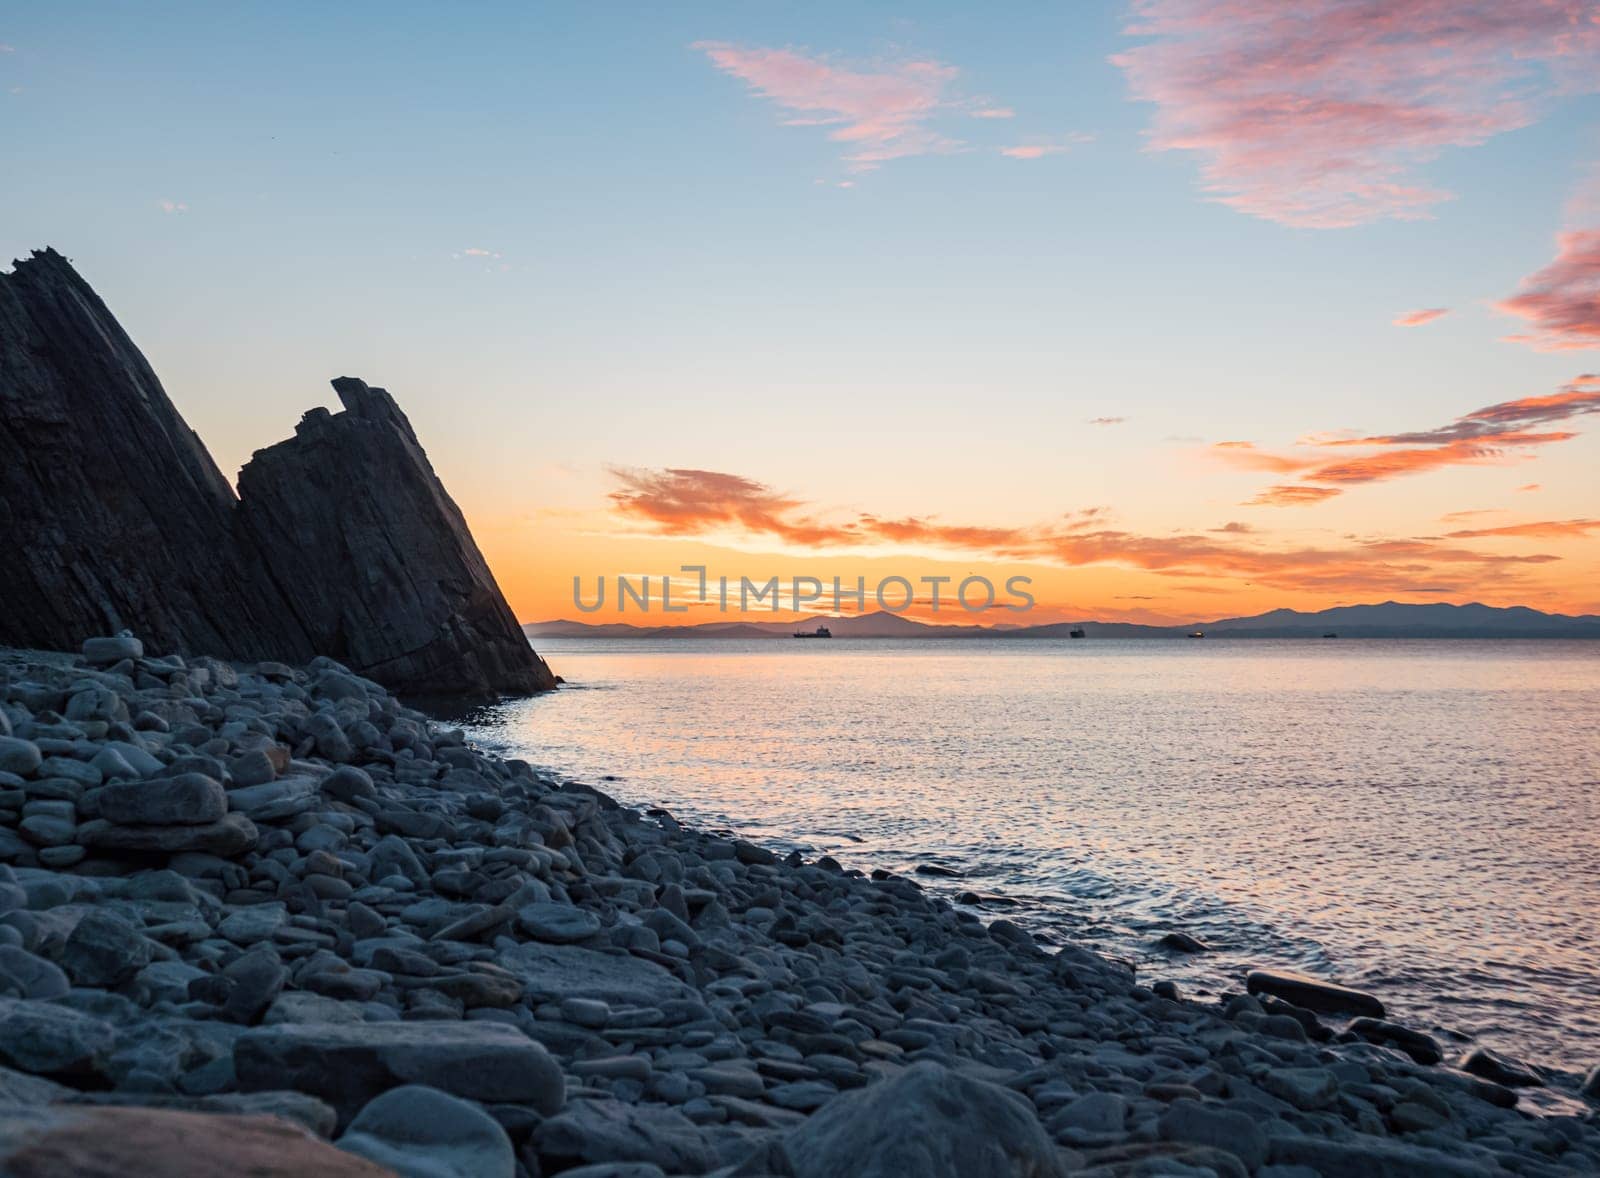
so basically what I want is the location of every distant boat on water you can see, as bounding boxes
[1069,627,1086,639]
[794,625,832,639]
[1323,632,1338,639]
[1188,630,1205,639]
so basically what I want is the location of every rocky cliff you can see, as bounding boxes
[0,248,554,699]
[0,248,311,664]
[237,378,555,698]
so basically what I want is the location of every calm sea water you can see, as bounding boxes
[459,638,1600,1086]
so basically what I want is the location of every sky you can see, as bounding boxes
[3,1,1599,625]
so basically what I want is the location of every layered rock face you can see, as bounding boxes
[0,249,310,663]
[0,249,552,699]
[237,379,554,699]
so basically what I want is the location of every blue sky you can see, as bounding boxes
[4,2,1598,619]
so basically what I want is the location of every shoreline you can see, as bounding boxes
[465,729,1600,1106]
[0,639,1596,1175]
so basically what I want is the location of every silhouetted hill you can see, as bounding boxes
[526,602,1600,640]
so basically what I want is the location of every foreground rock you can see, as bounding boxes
[0,248,553,699]
[749,1060,1066,1178]
[336,1085,514,1178]
[0,1103,389,1176]
[0,641,1596,1177]
[237,1021,564,1126]
[1246,968,1386,1017]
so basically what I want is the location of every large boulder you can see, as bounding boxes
[235,1021,564,1128]
[97,773,227,826]
[337,1085,514,1178]
[763,1062,1067,1178]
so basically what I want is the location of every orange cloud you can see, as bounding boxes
[1496,229,1600,351]
[1112,1,1600,228]
[603,467,1561,599]
[1227,376,1600,501]
[694,42,962,169]
[1245,485,1342,506]
[1394,308,1450,327]
[1212,441,1312,474]
[1445,518,1600,539]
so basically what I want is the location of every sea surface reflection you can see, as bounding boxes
[460,638,1600,1086]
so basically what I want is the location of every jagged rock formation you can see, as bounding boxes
[0,249,311,663]
[237,378,555,698]
[0,248,554,699]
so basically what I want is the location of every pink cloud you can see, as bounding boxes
[1112,1,1600,228]
[1495,228,1600,351]
[1394,308,1450,327]
[971,106,1015,119]
[694,42,962,169]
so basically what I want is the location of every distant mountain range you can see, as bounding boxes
[526,602,1600,640]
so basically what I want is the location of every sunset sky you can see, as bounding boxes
[4,2,1599,624]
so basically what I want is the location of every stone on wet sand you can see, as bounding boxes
[1246,968,1385,1018]
[1347,1016,1442,1065]
[336,1084,514,1178]
[1459,1045,1542,1088]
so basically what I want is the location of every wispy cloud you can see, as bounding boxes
[1245,485,1342,507]
[1496,229,1600,351]
[695,41,963,169]
[1000,133,1093,160]
[1112,0,1600,228]
[1394,308,1450,328]
[157,199,189,215]
[971,106,1016,119]
[1445,518,1600,539]
[604,466,1560,597]
[1211,440,1308,473]
[1088,416,1127,426]
[1219,375,1600,498]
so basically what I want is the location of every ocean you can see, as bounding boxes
[459,637,1600,1087]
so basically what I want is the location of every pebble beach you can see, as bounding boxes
[0,635,1597,1176]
